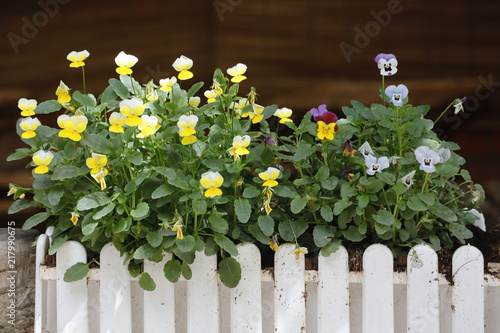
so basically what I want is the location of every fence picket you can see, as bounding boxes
[317,245,349,333]
[56,241,89,333]
[407,244,439,333]
[231,243,262,333]
[274,243,306,333]
[45,226,57,333]
[363,244,394,333]
[143,253,175,333]
[100,243,132,333]
[187,250,220,333]
[452,245,485,333]
[34,234,49,333]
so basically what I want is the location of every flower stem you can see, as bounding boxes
[434,99,456,124]
[382,76,385,106]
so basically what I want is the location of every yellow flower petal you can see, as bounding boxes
[178,70,193,80]
[34,165,49,174]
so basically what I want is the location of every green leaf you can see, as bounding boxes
[321,178,339,190]
[417,193,436,206]
[372,210,395,225]
[313,225,336,247]
[181,261,193,280]
[204,237,219,256]
[77,192,111,211]
[34,100,61,114]
[7,148,31,161]
[219,257,241,288]
[379,172,395,185]
[151,184,176,199]
[133,243,156,259]
[139,272,156,291]
[8,199,33,214]
[127,150,143,166]
[258,215,274,236]
[333,198,351,216]
[436,163,460,178]
[449,222,473,242]
[209,215,228,234]
[63,262,89,282]
[109,78,130,99]
[51,165,81,180]
[192,199,207,215]
[320,239,342,257]
[163,258,182,283]
[82,133,114,154]
[273,185,296,198]
[407,196,428,211]
[278,218,308,242]
[93,202,115,219]
[358,195,369,209]
[234,198,251,223]
[22,212,50,230]
[147,230,163,247]
[48,236,68,255]
[187,81,204,98]
[320,205,334,222]
[131,202,150,219]
[128,261,141,278]
[315,165,330,182]
[214,234,238,256]
[72,91,96,108]
[429,202,457,222]
[113,217,131,233]
[242,186,260,198]
[176,235,196,252]
[248,224,269,244]
[343,225,365,242]
[293,144,315,162]
[291,196,308,214]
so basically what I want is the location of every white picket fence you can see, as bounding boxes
[35,230,500,333]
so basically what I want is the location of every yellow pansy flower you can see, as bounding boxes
[70,212,80,226]
[18,98,37,116]
[137,115,160,138]
[204,90,218,103]
[249,104,264,124]
[32,150,54,174]
[159,77,177,92]
[172,55,193,80]
[189,96,200,108]
[172,222,184,240]
[109,112,127,133]
[259,167,280,187]
[275,107,293,124]
[200,171,224,198]
[231,98,250,118]
[115,51,138,75]
[67,50,90,68]
[212,79,223,95]
[120,97,145,127]
[86,153,108,175]
[57,114,88,141]
[316,121,338,141]
[177,114,198,145]
[228,135,251,161]
[268,235,279,251]
[291,246,308,260]
[227,63,247,83]
[55,81,71,104]
[91,168,107,190]
[19,117,41,139]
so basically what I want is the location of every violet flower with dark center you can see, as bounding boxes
[374,53,398,76]
[264,134,276,146]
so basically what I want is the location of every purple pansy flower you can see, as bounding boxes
[375,53,398,76]
[264,134,276,146]
[385,84,409,107]
[310,104,338,123]
[453,97,467,115]
[415,146,441,173]
[365,155,390,176]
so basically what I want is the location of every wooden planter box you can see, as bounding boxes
[35,230,500,333]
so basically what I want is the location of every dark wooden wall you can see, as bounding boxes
[1,0,499,227]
